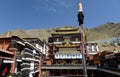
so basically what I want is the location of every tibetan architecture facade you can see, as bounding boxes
[49,27,82,65]
[0,27,119,77]
[0,36,49,77]
[41,27,99,77]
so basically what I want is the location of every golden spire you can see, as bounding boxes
[6,31,11,37]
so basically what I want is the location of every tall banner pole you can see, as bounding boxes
[78,2,87,77]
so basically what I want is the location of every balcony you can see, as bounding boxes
[41,65,97,70]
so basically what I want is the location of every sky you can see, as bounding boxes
[0,0,120,33]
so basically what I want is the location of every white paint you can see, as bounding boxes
[55,54,82,59]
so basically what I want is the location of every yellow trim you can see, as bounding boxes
[52,31,80,35]
[56,27,78,31]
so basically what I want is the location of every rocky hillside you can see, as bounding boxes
[0,22,120,42]
[86,22,120,41]
[1,28,55,42]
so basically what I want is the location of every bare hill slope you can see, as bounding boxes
[0,22,120,42]
[86,22,120,41]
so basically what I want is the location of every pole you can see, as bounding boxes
[77,2,87,77]
[80,25,87,77]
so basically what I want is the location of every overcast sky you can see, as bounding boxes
[0,0,120,33]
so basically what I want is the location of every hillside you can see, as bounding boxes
[25,29,55,41]
[86,22,120,41]
[0,22,120,42]
[1,28,55,42]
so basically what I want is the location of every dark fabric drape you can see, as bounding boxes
[78,12,84,25]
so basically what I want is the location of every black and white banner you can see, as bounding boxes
[55,53,82,59]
